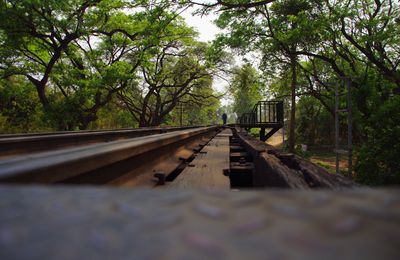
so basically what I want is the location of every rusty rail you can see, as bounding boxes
[0,125,356,189]
[0,126,202,157]
[0,126,219,185]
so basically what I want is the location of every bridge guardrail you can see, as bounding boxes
[237,101,284,126]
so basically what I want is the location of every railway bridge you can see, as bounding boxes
[237,100,284,142]
[0,104,398,259]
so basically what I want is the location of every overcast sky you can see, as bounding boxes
[180,8,233,106]
[180,8,220,43]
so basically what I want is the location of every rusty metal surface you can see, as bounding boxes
[0,126,202,157]
[0,126,203,138]
[0,185,399,259]
[0,126,217,184]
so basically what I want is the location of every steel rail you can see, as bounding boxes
[0,125,202,138]
[0,126,218,185]
[0,126,201,157]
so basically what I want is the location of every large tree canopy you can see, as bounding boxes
[117,35,221,126]
[230,64,262,116]
[0,0,223,130]
[199,0,400,184]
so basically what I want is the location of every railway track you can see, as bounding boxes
[0,126,218,186]
[0,125,354,189]
[0,125,200,157]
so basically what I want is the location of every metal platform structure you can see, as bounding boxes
[237,100,284,141]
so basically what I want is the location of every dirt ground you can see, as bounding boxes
[265,129,285,148]
[265,129,349,174]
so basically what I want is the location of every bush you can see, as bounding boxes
[355,96,400,185]
[296,96,334,145]
[0,77,53,133]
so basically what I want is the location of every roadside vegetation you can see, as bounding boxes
[1,0,399,185]
[0,0,227,132]
[201,0,399,185]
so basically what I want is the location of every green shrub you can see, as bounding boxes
[355,96,400,185]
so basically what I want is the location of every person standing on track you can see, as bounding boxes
[222,113,227,125]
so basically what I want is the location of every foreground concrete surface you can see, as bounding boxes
[0,185,399,259]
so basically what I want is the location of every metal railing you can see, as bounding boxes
[237,101,284,126]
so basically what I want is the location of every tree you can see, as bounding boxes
[336,0,400,91]
[188,0,400,185]
[117,39,220,127]
[355,96,400,185]
[0,0,194,130]
[169,86,221,126]
[230,64,262,116]
[0,0,108,106]
[263,0,315,152]
[0,76,49,133]
[186,0,277,12]
[212,0,319,151]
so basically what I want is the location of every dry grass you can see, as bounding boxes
[265,129,349,174]
[309,152,349,174]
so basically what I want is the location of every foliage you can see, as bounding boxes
[0,0,215,130]
[230,64,262,116]
[355,96,400,185]
[117,38,222,127]
[0,0,222,131]
[296,96,333,145]
[167,89,220,127]
[200,0,400,184]
[0,76,52,133]
[88,100,138,129]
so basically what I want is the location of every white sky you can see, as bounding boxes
[180,8,233,106]
[180,7,220,42]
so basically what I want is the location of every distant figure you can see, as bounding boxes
[222,113,227,125]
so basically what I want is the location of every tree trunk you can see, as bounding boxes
[288,53,297,153]
[139,113,160,127]
[139,118,149,127]
[27,76,50,107]
[150,114,162,127]
[138,109,149,127]
[79,113,97,130]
